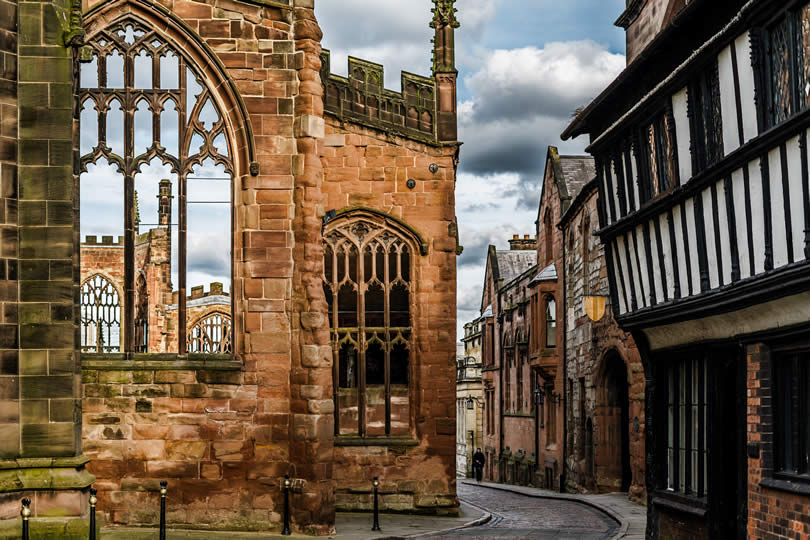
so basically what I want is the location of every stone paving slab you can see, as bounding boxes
[458,480,646,540]
[99,502,489,540]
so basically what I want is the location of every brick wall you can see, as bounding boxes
[321,115,458,513]
[746,343,810,538]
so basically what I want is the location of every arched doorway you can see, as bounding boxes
[597,350,631,492]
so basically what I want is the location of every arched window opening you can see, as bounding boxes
[545,297,556,348]
[187,312,232,354]
[79,18,233,356]
[324,216,414,437]
[81,275,121,353]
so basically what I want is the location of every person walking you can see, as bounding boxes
[472,448,485,483]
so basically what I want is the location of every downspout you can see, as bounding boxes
[497,284,504,482]
[560,220,568,494]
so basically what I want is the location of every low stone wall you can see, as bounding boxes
[334,443,457,515]
[81,362,291,531]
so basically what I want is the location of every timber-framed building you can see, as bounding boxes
[564,0,810,537]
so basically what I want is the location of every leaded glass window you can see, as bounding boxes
[688,61,724,173]
[323,215,413,437]
[79,17,233,355]
[665,357,707,497]
[766,3,810,127]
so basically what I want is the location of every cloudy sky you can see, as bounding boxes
[316,0,627,339]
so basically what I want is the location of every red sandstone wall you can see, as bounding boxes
[321,116,458,513]
[79,0,334,533]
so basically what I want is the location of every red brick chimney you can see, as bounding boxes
[509,234,537,251]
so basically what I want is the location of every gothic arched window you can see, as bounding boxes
[323,213,415,437]
[81,275,121,353]
[188,312,232,354]
[79,17,233,355]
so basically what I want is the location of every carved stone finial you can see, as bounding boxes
[430,0,460,29]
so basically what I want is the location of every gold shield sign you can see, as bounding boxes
[585,296,606,322]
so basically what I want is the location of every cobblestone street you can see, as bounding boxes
[436,483,621,539]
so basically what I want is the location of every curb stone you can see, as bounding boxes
[369,502,492,540]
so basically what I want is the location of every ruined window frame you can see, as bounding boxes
[80,274,123,353]
[77,17,235,359]
[323,212,418,439]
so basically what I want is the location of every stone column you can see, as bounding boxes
[0,0,93,536]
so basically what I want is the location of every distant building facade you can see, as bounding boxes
[456,326,482,478]
[565,0,810,536]
[559,178,645,501]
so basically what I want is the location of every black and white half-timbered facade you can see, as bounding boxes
[564,0,810,537]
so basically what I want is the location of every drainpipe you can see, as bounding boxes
[560,221,568,494]
[497,285,504,483]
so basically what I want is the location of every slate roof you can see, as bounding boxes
[495,250,536,285]
[530,263,558,284]
[558,156,596,202]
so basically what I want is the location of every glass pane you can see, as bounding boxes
[770,17,793,125]
[106,99,124,157]
[160,99,179,158]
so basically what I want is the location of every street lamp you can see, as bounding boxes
[466,396,482,410]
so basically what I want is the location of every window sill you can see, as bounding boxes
[760,477,810,497]
[334,436,419,447]
[652,491,707,517]
[81,353,241,371]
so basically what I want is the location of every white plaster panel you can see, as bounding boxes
[658,213,675,300]
[630,150,640,210]
[649,219,665,303]
[672,204,690,296]
[769,147,788,269]
[787,134,805,262]
[635,225,651,308]
[748,159,766,275]
[702,188,719,289]
[615,237,631,314]
[735,32,758,143]
[672,88,692,184]
[611,244,627,315]
[718,45,740,155]
[684,198,701,294]
[715,179,732,285]
[601,171,612,225]
[731,168,751,279]
[627,231,646,309]
[612,160,623,221]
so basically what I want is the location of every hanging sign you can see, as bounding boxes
[584,296,606,322]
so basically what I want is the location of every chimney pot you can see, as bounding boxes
[513,234,519,240]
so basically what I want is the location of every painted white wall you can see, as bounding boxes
[731,168,751,280]
[718,44,740,155]
[702,187,719,288]
[635,224,651,307]
[736,32,758,143]
[672,204,691,296]
[659,212,676,300]
[769,147,789,269]
[715,178,732,285]
[748,159,766,275]
[615,237,631,313]
[672,88,692,184]
[627,231,645,309]
[787,134,805,263]
[684,198,701,294]
[649,218,665,303]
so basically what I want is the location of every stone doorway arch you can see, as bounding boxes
[595,349,631,493]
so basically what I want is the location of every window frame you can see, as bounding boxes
[78,17,235,359]
[772,349,810,482]
[687,59,725,174]
[323,213,418,439]
[544,296,556,349]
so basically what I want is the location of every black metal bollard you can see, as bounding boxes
[159,481,167,540]
[20,497,31,540]
[89,487,97,540]
[281,475,291,536]
[371,477,380,531]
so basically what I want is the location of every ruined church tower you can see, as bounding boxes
[0,0,460,536]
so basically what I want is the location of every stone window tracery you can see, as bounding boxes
[81,274,121,353]
[78,17,233,356]
[323,214,414,437]
[188,312,233,354]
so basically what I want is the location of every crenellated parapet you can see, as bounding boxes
[320,52,443,145]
